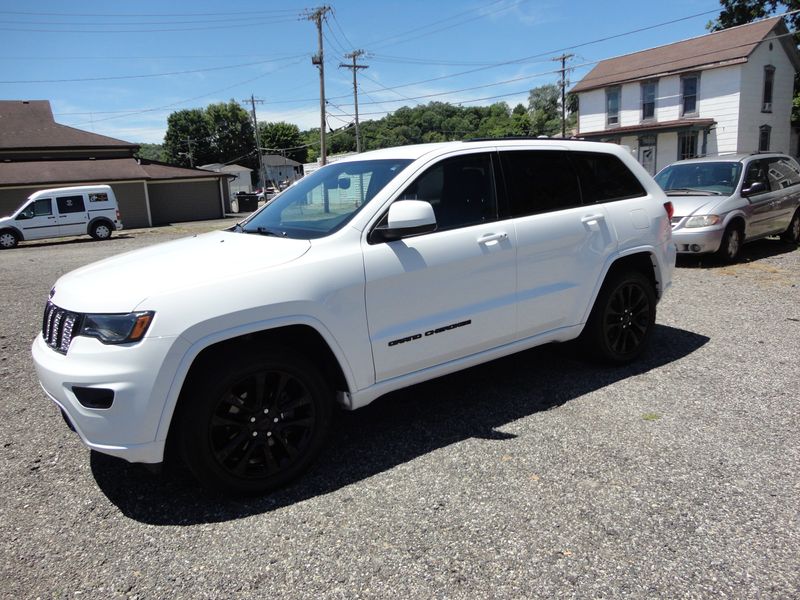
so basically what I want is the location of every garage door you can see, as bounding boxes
[147,180,222,226]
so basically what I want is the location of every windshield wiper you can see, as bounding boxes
[248,226,287,237]
[665,187,722,196]
[230,222,244,232]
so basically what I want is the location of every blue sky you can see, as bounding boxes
[0,0,730,144]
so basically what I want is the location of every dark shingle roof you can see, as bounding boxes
[0,100,139,151]
[0,158,225,187]
[571,17,798,93]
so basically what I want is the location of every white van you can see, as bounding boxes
[0,185,123,249]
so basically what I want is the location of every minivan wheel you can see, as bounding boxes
[0,230,19,249]
[177,351,332,494]
[90,222,112,240]
[580,270,656,364]
[716,224,742,263]
[780,210,800,244]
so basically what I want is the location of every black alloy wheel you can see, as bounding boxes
[177,351,332,494]
[581,270,656,364]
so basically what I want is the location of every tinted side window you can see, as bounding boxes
[499,150,581,217]
[571,152,646,204]
[765,157,800,191]
[400,153,496,231]
[56,195,86,214]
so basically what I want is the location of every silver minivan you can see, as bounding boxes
[655,153,800,262]
[0,185,123,249]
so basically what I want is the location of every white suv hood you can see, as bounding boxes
[51,231,311,313]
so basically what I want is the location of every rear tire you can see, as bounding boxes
[176,350,332,495]
[716,223,743,263]
[0,230,19,249]
[580,270,656,364]
[90,221,112,241]
[780,209,800,244]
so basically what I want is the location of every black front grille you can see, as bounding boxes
[42,301,82,354]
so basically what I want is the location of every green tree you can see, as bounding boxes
[206,101,254,165]
[259,121,308,163]
[135,143,165,162]
[163,108,213,168]
[528,84,562,136]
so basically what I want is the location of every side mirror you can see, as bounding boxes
[371,200,437,242]
[742,181,767,197]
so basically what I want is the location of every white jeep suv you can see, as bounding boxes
[32,139,676,494]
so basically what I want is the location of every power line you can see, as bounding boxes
[0,17,300,33]
[0,57,297,84]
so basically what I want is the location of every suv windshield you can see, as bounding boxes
[240,159,412,239]
[655,161,742,196]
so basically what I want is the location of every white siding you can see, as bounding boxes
[619,84,640,127]
[656,76,681,122]
[578,88,605,133]
[738,36,795,153]
[697,66,741,155]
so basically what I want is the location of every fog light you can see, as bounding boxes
[691,244,701,252]
[72,386,114,409]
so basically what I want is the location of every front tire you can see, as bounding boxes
[580,270,656,364]
[176,351,332,494]
[716,223,743,263]
[780,209,800,244]
[0,230,19,249]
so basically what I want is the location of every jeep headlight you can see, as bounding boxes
[684,215,721,228]
[80,311,154,344]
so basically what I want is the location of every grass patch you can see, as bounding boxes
[641,412,661,421]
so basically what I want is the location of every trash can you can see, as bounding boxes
[236,193,258,213]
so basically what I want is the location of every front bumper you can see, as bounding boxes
[671,226,725,254]
[32,332,188,464]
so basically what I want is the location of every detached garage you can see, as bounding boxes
[0,100,229,228]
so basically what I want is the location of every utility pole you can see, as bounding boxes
[182,137,195,168]
[242,94,266,190]
[339,50,368,153]
[306,6,331,165]
[552,53,574,138]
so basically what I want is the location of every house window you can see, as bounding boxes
[678,131,698,160]
[606,86,620,127]
[641,81,656,121]
[759,125,771,151]
[681,75,699,116]
[762,66,775,112]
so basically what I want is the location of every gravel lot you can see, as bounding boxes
[1,221,798,599]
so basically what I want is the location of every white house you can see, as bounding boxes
[198,163,252,196]
[571,17,800,174]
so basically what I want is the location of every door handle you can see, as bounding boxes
[477,232,508,245]
[581,214,605,231]
[59,215,67,218]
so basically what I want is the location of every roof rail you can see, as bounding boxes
[464,135,585,142]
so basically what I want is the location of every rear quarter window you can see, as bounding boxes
[571,152,647,204]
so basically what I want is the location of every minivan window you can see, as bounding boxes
[399,153,497,230]
[572,153,647,203]
[56,195,86,214]
[499,150,581,217]
[242,159,411,239]
[655,162,742,197]
[765,157,800,191]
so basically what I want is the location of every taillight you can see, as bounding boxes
[116,209,120,220]
[663,201,674,220]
